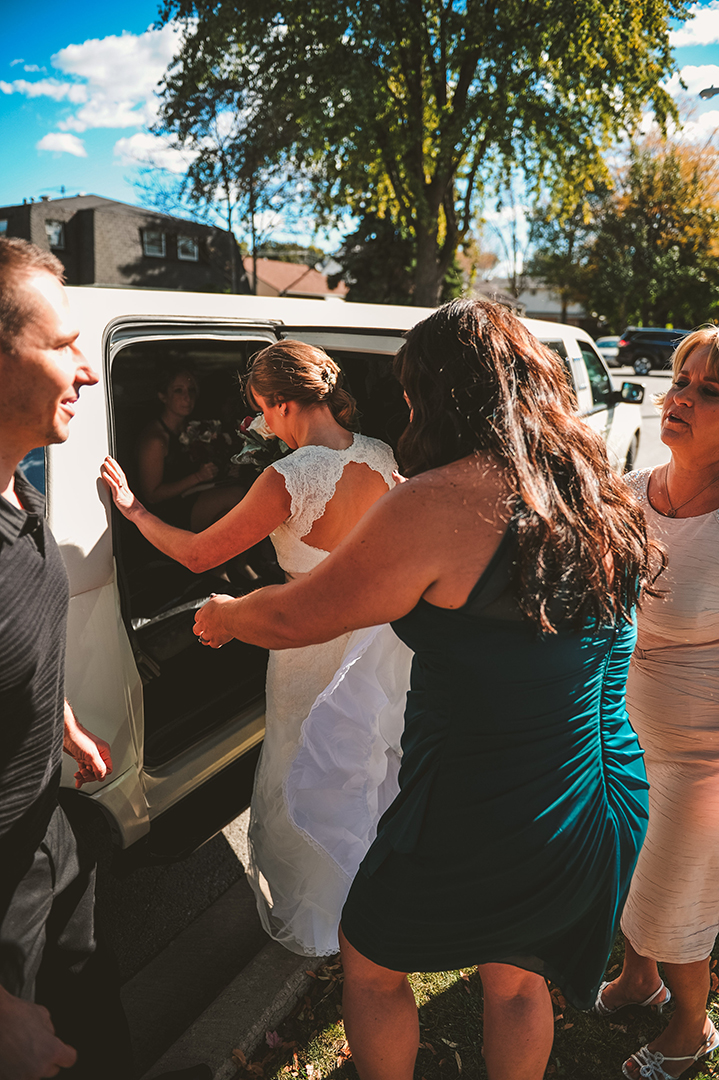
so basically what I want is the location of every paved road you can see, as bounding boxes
[88,804,259,1073]
[615,365,672,472]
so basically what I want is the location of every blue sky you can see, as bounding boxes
[2,1,719,251]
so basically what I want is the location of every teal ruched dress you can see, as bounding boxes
[340,527,649,1010]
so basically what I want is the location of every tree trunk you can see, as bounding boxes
[249,176,258,296]
[414,227,444,307]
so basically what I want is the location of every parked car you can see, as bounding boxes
[616,326,689,374]
[20,292,644,860]
[594,335,621,367]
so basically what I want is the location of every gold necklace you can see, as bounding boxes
[663,466,719,517]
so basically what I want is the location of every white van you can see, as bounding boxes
[24,291,642,857]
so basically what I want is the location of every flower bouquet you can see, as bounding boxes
[231,414,291,474]
[179,419,234,470]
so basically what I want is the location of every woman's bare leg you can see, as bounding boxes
[478,963,553,1080]
[339,926,418,1080]
[623,956,714,1079]
[599,936,666,1011]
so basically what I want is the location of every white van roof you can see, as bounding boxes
[65,286,592,344]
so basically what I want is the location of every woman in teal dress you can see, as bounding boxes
[193,299,663,1080]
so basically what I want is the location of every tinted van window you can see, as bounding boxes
[580,344,612,407]
[18,447,45,495]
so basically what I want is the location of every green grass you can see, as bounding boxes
[231,942,719,1080]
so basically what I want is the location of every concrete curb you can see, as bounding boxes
[140,941,325,1080]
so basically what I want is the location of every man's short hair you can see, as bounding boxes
[0,238,65,350]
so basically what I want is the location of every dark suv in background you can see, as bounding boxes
[616,327,689,374]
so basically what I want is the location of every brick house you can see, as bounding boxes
[0,194,246,293]
[243,256,347,299]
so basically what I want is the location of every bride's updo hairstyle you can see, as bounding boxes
[244,340,359,432]
[393,298,664,632]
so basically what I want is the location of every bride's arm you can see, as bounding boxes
[193,481,442,647]
[101,456,290,572]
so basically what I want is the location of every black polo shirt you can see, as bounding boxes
[0,470,69,875]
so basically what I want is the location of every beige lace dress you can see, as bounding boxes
[621,467,719,962]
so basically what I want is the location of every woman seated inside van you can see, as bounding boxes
[138,364,245,532]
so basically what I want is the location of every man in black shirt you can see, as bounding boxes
[0,238,117,1078]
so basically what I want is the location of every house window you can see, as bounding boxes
[0,220,7,236]
[45,220,65,249]
[177,235,199,261]
[142,229,166,258]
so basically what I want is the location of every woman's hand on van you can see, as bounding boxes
[101,456,144,519]
[194,593,236,648]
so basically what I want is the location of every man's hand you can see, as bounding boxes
[62,703,112,790]
[0,986,77,1078]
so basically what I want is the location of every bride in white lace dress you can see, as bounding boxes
[101,340,411,955]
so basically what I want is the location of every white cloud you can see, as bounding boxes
[671,1,719,46]
[24,64,45,74]
[0,77,87,103]
[37,132,87,158]
[113,131,196,173]
[676,108,719,141]
[4,22,185,151]
[51,23,183,133]
[10,58,24,66]
[665,63,719,98]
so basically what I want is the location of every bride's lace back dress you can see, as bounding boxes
[621,467,719,962]
[246,434,402,956]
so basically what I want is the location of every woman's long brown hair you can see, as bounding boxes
[394,299,664,631]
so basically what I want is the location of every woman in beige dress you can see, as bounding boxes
[595,326,719,1080]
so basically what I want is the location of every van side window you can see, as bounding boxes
[542,339,567,358]
[18,448,45,496]
[540,339,576,402]
[579,343,612,407]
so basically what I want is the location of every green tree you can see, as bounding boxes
[582,139,719,329]
[328,214,417,304]
[257,242,328,266]
[328,214,474,303]
[152,64,308,291]
[157,0,686,306]
[524,196,604,321]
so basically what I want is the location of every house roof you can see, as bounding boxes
[0,193,229,233]
[243,257,348,299]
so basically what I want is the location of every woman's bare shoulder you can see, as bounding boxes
[138,419,167,450]
[371,455,511,552]
[394,455,509,504]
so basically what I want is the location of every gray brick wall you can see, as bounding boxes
[0,196,245,293]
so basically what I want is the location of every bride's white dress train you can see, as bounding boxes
[245,435,413,956]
